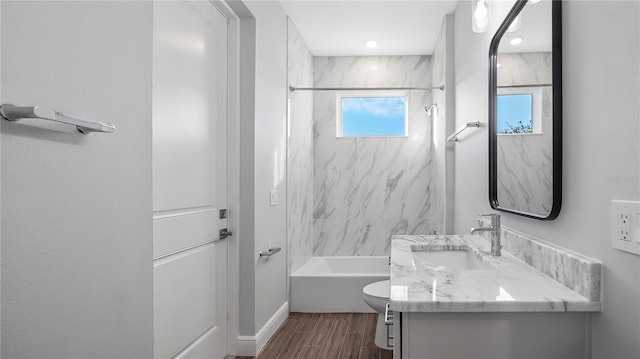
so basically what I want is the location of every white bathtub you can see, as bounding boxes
[290,256,390,313]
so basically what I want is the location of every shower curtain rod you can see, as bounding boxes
[289,85,444,92]
[497,83,552,89]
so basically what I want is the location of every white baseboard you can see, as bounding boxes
[236,302,289,357]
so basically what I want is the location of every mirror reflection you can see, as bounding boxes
[494,0,556,217]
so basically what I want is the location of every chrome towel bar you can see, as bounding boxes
[0,104,116,134]
[259,247,282,257]
[447,121,480,142]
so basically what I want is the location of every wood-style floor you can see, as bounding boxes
[237,313,393,359]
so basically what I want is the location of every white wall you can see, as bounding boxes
[233,2,258,339]
[235,0,288,341]
[1,1,153,357]
[432,15,455,235]
[453,1,640,357]
[249,0,288,334]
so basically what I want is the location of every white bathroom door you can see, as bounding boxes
[152,1,229,358]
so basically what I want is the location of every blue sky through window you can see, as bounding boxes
[497,94,533,134]
[341,97,406,136]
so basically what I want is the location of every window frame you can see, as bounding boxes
[496,86,543,135]
[336,91,409,138]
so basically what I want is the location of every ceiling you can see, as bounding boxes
[279,0,459,56]
[499,0,552,53]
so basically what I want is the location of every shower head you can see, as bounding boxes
[425,103,438,116]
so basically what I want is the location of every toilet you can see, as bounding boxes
[362,280,392,350]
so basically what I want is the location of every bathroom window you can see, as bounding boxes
[337,92,408,137]
[497,87,542,134]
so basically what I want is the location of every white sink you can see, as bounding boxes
[411,248,495,271]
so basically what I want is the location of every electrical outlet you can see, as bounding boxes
[270,189,279,207]
[619,212,630,241]
[611,200,640,255]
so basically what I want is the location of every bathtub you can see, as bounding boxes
[290,256,390,313]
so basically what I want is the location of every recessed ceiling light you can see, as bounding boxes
[510,36,524,45]
[528,0,541,4]
[370,65,379,71]
[365,40,377,49]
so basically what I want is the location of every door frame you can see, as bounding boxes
[209,0,244,356]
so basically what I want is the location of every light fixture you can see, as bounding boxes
[370,65,379,71]
[497,63,502,68]
[365,40,377,49]
[510,36,524,45]
[507,14,522,32]
[528,0,541,4]
[472,0,490,33]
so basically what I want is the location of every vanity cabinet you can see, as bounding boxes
[394,312,589,359]
[389,234,601,359]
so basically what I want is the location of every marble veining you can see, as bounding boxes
[496,52,553,215]
[287,20,314,273]
[497,52,552,85]
[390,234,602,312]
[478,218,602,302]
[312,56,443,256]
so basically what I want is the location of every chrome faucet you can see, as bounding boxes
[470,214,501,256]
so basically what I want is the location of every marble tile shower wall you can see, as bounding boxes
[496,53,553,215]
[287,20,314,273]
[312,56,443,256]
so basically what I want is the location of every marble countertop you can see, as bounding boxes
[389,234,602,313]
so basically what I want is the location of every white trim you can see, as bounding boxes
[225,8,241,359]
[208,0,242,356]
[174,326,218,359]
[236,302,289,357]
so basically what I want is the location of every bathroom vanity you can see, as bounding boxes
[389,234,601,359]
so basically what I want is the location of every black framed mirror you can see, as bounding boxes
[489,0,562,220]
